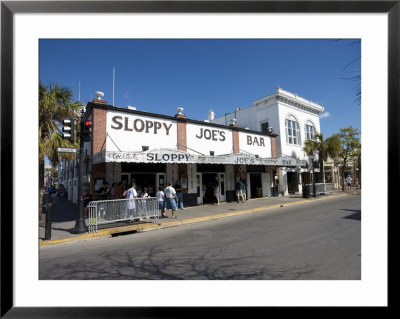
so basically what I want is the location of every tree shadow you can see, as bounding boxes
[39,244,321,280]
[341,209,361,221]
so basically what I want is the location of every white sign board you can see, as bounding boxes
[93,149,306,167]
[186,122,233,155]
[238,131,272,158]
[106,110,177,152]
[57,147,78,153]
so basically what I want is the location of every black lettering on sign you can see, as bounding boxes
[134,119,145,132]
[124,117,133,131]
[163,123,172,135]
[145,120,154,133]
[154,121,162,134]
[247,135,266,147]
[111,116,174,135]
[111,116,123,130]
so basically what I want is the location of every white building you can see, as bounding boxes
[211,87,324,195]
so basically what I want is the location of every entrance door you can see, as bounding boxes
[287,172,299,193]
[131,173,156,197]
[196,174,203,205]
[156,173,165,193]
[219,173,226,202]
[201,173,219,204]
[250,173,262,198]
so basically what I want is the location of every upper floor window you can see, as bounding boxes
[261,121,269,133]
[285,116,300,145]
[305,123,315,140]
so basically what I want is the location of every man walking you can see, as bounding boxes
[164,182,178,219]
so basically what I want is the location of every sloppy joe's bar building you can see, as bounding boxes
[83,98,306,206]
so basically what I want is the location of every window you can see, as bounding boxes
[305,123,315,140]
[261,122,269,133]
[285,116,300,145]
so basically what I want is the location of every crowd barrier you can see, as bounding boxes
[87,197,160,233]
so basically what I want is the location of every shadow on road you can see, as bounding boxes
[341,209,361,221]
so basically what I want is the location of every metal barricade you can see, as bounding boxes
[305,183,334,197]
[87,197,160,233]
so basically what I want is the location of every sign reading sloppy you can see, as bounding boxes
[106,111,178,152]
[111,116,173,135]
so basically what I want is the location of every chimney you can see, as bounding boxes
[208,109,215,121]
[92,91,107,104]
[175,107,186,118]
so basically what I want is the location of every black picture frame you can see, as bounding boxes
[1,0,396,317]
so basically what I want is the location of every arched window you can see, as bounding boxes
[305,121,316,140]
[285,115,300,145]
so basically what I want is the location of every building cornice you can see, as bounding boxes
[253,88,324,115]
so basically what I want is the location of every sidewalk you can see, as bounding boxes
[39,189,360,246]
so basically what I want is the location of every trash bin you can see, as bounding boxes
[271,186,278,197]
[303,184,311,198]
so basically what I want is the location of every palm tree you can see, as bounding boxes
[39,83,81,216]
[303,133,341,183]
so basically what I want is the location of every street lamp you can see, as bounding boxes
[71,111,87,234]
[310,150,319,197]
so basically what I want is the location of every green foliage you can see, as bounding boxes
[332,126,361,190]
[39,82,81,166]
[303,132,341,182]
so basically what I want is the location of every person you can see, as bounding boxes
[164,181,178,219]
[156,186,166,217]
[58,184,66,202]
[123,182,138,220]
[240,179,246,202]
[235,180,242,203]
[214,183,221,206]
[354,177,359,189]
[99,181,110,200]
[114,182,122,199]
[139,187,149,219]
[174,180,184,210]
[119,183,126,199]
[346,175,352,190]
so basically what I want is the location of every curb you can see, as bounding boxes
[39,192,350,246]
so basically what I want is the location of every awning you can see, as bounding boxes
[93,149,307,167]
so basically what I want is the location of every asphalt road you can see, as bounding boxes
[39,194,361,280]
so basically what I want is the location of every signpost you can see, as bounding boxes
[57,147,78,153]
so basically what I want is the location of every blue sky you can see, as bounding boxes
[39,39,361,138]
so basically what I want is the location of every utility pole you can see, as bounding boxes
[71,118,87,234]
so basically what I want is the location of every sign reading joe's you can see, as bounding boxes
[186,122,233,155]
[107,110,178,152]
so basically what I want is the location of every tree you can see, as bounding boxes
[332,126,361,191]
[39,83,81,214]
[303,132,341,183]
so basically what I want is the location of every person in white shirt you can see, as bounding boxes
[138,187,150,219]
[346,175,353,190]
[156,186,166,217]
[123,182,137,219]
[164,181,178,219]
[214,184,221,206]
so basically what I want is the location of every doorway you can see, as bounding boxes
[287,172,299,193]
[202,173,219,204]
[131,173,156,197]
[250,173,262,198]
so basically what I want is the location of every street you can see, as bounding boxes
[39,194,361,280]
